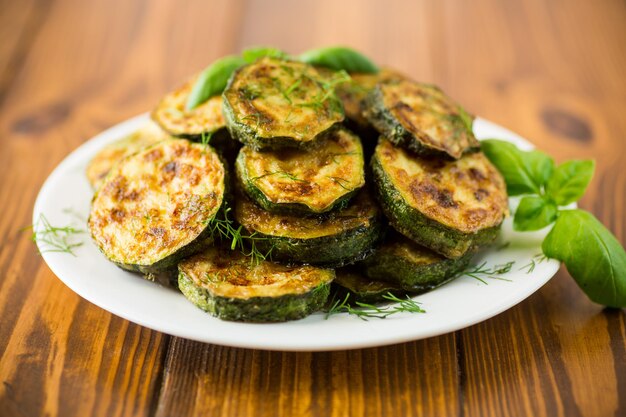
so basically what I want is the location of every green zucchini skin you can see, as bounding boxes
[360,231,472,292]
[222,57,345,151]
[235,127,365,215]
[362,79,480,159]
[234,188,385,267]
[89,139,227,274]
[371,139,507,259]
[178,247,334,322]
[335,68,404,130]
[332,267,407,304]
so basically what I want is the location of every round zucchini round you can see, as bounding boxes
[371,138,508,259]
[151,75,226,139]
[222,57,345,150]
[362,79,480,159]
[333,267,406,304]
[235,126,365,215]
[86,122,167,190]
[178,246,334,322]
[89,139,226,274]
[361,230,472,292]
[233,188,384,267]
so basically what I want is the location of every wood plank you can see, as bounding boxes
[155,336,460,417]
[441,1,626,416]
[0,0,48,101]
[0,0,624,416]
[0,0,243,416]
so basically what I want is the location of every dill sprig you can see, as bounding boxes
[328,151,358,164]
[326,176,353,191]
[200,131,214,151]
[30,214,85,256]
[250,171,308,183]
[297,70,351,111]
[519,253,548,274]
[206,206,274,265]
[462,260,515,284]
[325,292,425,320]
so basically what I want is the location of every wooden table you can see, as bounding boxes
[1,1,624,416]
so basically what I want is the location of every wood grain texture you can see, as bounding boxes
[155,336,459,417]
[0,0,624,416]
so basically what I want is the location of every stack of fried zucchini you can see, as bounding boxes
[87,54,508,322]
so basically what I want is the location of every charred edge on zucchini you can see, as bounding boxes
[362,79,480,159]
[360,231,472,292]
[151,76,227,139]
[371,138,507,258]
[88,139,226,274]
[233,187,385,267]
[222,57,345,150]
[332,267,407,304]
[334,68,404,129]
[178,247,334,322]
[236,127,365,215]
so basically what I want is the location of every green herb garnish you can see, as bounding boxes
[30,214,85,256]
[186,46,379,110]
[206,205,274,265]
[250,171,308,183]
[461,261,515,284]
[199,131,213,151]
[296,70,350,112]
[299,46,379,74]
[241,46,290,63]
[482,139,626,307]
[325,292,425,320]
[519,253,548,274]
[186,55,246,111]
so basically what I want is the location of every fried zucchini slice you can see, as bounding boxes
[86,123,166,190]
[335,68,403,129]
[333,267,406,304]
[361,230,471,291]
[372,138,508,258]
[151,75,226,139]
[236,127,365,215]
[234,188,384,267]
[178,246,334,322]
[222,57,344,150]
[89,139,226,274]
[363,79,480,159]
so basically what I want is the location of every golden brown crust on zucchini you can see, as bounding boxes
[222,57,344,149]
[151,75,226,138]
[89,139,225,268]
[376,138,507,233]
[364,79,480,159]
[86,123,167,190]
[236,127,365,213]
[180,246,334,299]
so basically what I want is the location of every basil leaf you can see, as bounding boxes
[546,160,595,206]
[542,209,626,307]
[299,46,379,74]
[525,150,555,188]
[186,55,246,110]
[481,139,554,195]
[514,196,558,231]
[242,46,290,63]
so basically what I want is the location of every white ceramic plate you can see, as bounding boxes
[33,114,559,351]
